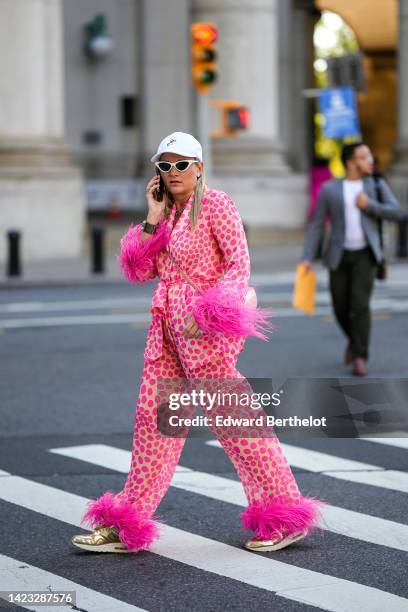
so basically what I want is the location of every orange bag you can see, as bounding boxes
[292,263,317,316]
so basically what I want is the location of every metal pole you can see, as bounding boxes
[7,230,21,277]
[396,214,408,258]
[196,93,212,180]
[91,226,105,274]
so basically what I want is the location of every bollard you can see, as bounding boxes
[7,230,21,277]
[396,214,408,258]
[91,226,105,274]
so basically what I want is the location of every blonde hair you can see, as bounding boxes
[164,164,206,230]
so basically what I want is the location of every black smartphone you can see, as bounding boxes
[155,168,165,202]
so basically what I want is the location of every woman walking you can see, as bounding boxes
[71,132,327,554]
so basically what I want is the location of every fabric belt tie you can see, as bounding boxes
[143,277,217,361]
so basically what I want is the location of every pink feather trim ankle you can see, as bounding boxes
[81,492,161,552]
[241,495,328,540]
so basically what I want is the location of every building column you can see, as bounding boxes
[138,0,193,173]
[0,0,85,263]
[393,0,408,175]
[192,0,291,175]
[285,0,318,172]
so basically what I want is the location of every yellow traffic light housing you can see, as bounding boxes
[191,22,218,95]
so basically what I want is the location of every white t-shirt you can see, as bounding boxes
[342,179,368,250]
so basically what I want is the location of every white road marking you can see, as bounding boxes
[359,437,408,450]
[1,294,408,329]
[0,472,407,612]
[0,297,151,313]
[207,440,408,493]
[0,294,406,313]
[250,269,408,288]
[0,313,151,328]
[0,553,145,611]
[49,444,408,553]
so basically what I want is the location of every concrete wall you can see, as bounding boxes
[62,0,139,178]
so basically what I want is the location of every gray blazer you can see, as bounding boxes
[302,176,401,270]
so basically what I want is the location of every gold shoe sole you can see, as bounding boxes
[71,539,130,553]
[244,531,307,552]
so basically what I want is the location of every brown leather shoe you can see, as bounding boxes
[352,357,368,376]
[344,342,353,365]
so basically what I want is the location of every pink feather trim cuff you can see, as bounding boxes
[192,284,274,341]
[81,491,161,552]
[117,221,171,283]
[241,495,328,540]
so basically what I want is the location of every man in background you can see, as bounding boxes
[301,143,401,376]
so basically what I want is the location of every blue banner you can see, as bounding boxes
[318,87,360,139]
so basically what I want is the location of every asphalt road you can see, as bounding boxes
[0,274,407,612]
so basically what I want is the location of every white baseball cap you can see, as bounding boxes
[150,131,203,163]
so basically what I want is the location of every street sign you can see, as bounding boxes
[86,180,145,211]
[318,86,360,139]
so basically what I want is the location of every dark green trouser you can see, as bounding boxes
[329,247,378,360]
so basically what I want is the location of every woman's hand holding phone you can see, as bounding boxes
[145,174,167,224]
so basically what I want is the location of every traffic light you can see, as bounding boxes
[209,101,250,137]
[326,52,366,92]
[84,13,114,59]
[191,22,218,94]
[226,106,250,131]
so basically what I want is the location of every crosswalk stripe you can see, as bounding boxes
[0,553,146,611]
[360,437,408,450]
[207,440,408,493]
[0,472,407,611]
[49,444,408,553]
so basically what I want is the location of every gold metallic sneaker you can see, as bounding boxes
[71,525,129,553]
[244,529,308,552]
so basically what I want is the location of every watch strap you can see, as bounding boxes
[142,220,158,234]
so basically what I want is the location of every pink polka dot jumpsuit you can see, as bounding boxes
[81,185,328,551]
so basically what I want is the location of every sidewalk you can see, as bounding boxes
[1,227,407,289]
[0,244,303,289]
